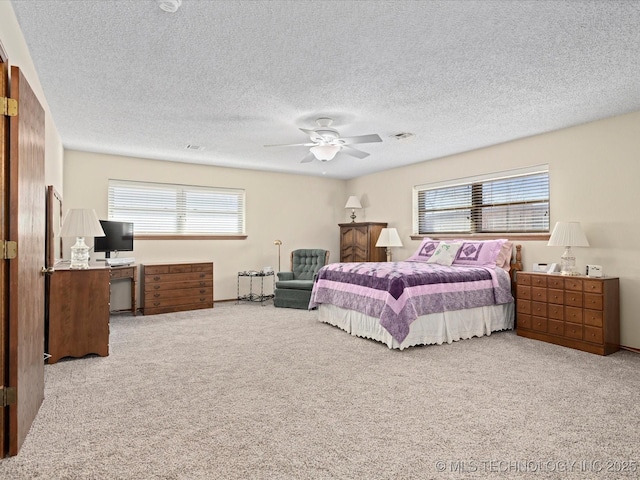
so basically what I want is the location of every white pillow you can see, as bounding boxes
[426,241,463,266]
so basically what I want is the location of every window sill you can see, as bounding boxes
[410,233,550,242]
[135,234,247,240]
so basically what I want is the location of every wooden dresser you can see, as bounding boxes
[516,272,619,355]
[141,262,214,315]
[47,265,111,364]
[339,222,387,262]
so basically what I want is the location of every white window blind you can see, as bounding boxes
[414,166,549,235]
[107,180,245,235]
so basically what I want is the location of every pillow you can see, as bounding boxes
[406,238,440,262]
[452,239,506,267]
[495,241,513,272]
[426,241,463,266]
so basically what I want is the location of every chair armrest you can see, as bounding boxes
[277,272,294,281]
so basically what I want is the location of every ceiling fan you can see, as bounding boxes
[265,118,382,163]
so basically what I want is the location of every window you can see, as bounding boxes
[414,166,549,235]
[107,180,245,236]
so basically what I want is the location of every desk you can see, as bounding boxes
[110,265,137,315]
[237,270,275,306]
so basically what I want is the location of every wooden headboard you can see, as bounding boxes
[510,244,523,291]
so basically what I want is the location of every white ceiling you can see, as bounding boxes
[10,0,640,180]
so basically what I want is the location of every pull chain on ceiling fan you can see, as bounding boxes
[265,118,382,163]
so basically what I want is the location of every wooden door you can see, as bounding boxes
[0,48,9,459]
[3,65,46,456]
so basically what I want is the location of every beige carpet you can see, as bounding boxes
[1,302,639,479]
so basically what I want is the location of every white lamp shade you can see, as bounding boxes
[547,221,589,247]
[376,228,403,247]
[310,144,340,161]
[344,196,362,209]
[60,209,106,238]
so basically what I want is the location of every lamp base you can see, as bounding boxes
[350,210,357,222]
[559,246,579,276]
[69,236,91,269]
[386,247,392,263]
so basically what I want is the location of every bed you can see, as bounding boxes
[309,239,522,350]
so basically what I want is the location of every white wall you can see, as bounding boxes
[346,110,640,349]
[63,151,346,305]
[0,1,64,190]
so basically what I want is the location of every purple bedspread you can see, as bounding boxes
[309,261,514,343]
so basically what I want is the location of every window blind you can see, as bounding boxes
[107,180,245,235]
[414,167,549,235]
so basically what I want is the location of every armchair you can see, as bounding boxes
[274,249,330,309]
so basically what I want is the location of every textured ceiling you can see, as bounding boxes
[9,0,640,179]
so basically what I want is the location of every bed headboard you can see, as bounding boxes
[510,244,523,290]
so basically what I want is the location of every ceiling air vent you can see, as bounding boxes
[390,132,415,141]
[185,144,204,151]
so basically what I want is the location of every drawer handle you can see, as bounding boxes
[200,289,205,294]
[153,301,160,306]
[154,276,160,281]
[154,293,160,298]
[200,282,206,286]
[199,273,205,278]
[200,297,206,302]
[154,285,160,290]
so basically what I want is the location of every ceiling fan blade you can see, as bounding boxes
[299,128,324,143]
[300,152,315,163]
[341,145,370,159]
[264,142,316,147]
[338,134,382,145]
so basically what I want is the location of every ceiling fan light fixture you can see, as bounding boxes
[310,144,340,161]
[158,0,182,13]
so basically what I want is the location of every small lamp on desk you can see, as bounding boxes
[547,221,589,276]
[59,209,105,269]
[375,228,403,262]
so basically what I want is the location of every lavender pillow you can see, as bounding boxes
[406,238,440,262]
[452,239,506,267]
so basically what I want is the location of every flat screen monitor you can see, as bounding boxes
[94,220,134,258]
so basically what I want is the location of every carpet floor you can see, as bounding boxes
[0,302,638,479]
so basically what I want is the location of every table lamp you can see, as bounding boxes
[547,221,589,276]
[344,196,362,222]
[375,228,403,262]
[60,209,105,269]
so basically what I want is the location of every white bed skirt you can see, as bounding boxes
[317,302,514,350]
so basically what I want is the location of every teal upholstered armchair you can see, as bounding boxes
[274,249,330,309]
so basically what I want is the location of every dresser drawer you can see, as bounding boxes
[547,319,564,336]
[145,271,213,284]
[547,277,564,289]
[517,285,531,300]
[547,289,563,304]
[548,304,564,320]
[565,278,583,291]
[531,287,547,302]
[584,294,603,311]
[518,314,532,330]
[145,287,213,302]
[583,280,603,294]
[565,307,583,324]
[531,301,547,317]
[531,276,547,287]
[144,291,213,308]
[584,326,604,344]
[565,323,583,340]
[584,310,603,327]
[531,317,547,332]
[517,300,531,315]
[144,278,211,292]
[517,274,531,286]
[564,291,583,308]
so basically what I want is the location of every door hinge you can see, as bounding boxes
[1,96,18,117]
[1,387,17,407]
[1,240,18,259]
